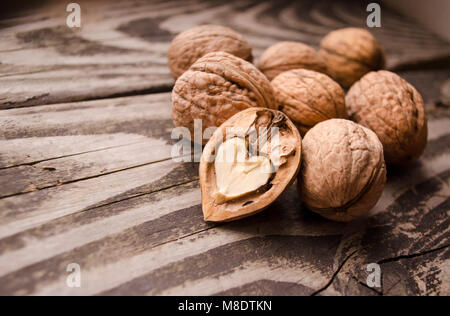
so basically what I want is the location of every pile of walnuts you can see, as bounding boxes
[168,25,428,223]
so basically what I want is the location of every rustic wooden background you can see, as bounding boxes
[0,0,449,296]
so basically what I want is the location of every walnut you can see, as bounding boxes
[298,119,386,222]
[257,42,327,81]
[319,28,385,88]
[172,51,276,144]
[168,25,253,79]
[346,70,428,164]
[200,108,302,222]
[271,69,347,135]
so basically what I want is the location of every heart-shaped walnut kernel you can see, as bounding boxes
[214,137,272,204]
[200,108,302,222]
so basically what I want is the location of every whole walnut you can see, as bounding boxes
[299,119,386,222]
[319,28,385,88]
[258,42,327,81]
[271,69,347,135]
[346,70,428,164]
[168,25,253,79]
[172,52,276,144]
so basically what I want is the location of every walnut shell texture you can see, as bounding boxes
[346,70,428,164]
[271,69,347,135]
[258,42,327,81]
[299,119,386,222]
[168,25,253,79]
[172,51,276,144]
[200,108,302,222]
[319,28,385,88]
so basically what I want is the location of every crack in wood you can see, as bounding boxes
[351,276,383,296]
[0,156,175,199]
[0,140,152,170]
[378,243,450,265]
[310,250,358,296]
[0,148,200,200]
[69,178,199,222]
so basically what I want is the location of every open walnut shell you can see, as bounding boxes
[168,25,253,79]
[298,119,386,222]
[200,108,302,222]
[172,51,276,145]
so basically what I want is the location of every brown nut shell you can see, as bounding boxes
[298,119,386,222]
[200,108,302,222]
[168,25,253,79]
[258,42,327,81]
[271,69,347,135]
[346,70,428,164]
[172,51,276,144]
[319,28,385,88]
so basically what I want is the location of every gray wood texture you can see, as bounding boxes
[0,0,449,296]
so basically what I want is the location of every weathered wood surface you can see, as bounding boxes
[0,0,449,296]
[1,0,450,109]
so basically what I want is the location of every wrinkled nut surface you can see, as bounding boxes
[271,69,347,135]
[200,108,302,222]
[258,42,327,81]
[319,28,385,88]
[172,51,276,144]
[168,25,253,79]
[299,119,386,222]
[346,70,428,164]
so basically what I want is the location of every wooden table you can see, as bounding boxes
[0,0,449,296]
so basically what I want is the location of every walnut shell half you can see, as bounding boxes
[346,70,428,164]
[319,28,385,88]
[258,42,327,81]
[299,119,386,222]
[271,69,347,135]
[172,51,276,144]
[200,108,302,222]
[168,25,253,79]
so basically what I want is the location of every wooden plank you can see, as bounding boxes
[0,183,345,295]
[0,92,173,166]
[0,93,202,241]
[1,0,449,109]
[0,68,449,296]
[0,115,449,295]
[1,69,447,199]
[0,92,183,200]
[0,92,173,141]
[0,159,198,239]
[0,0,449,297]
[0,140,174,198]
[0,155,448,295]
[321,171,450,296]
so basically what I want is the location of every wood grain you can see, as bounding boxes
[1,0,449,109]
[0,0,449,296]
[0,89,449,295]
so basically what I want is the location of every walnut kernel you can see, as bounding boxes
[200,108,302,222]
